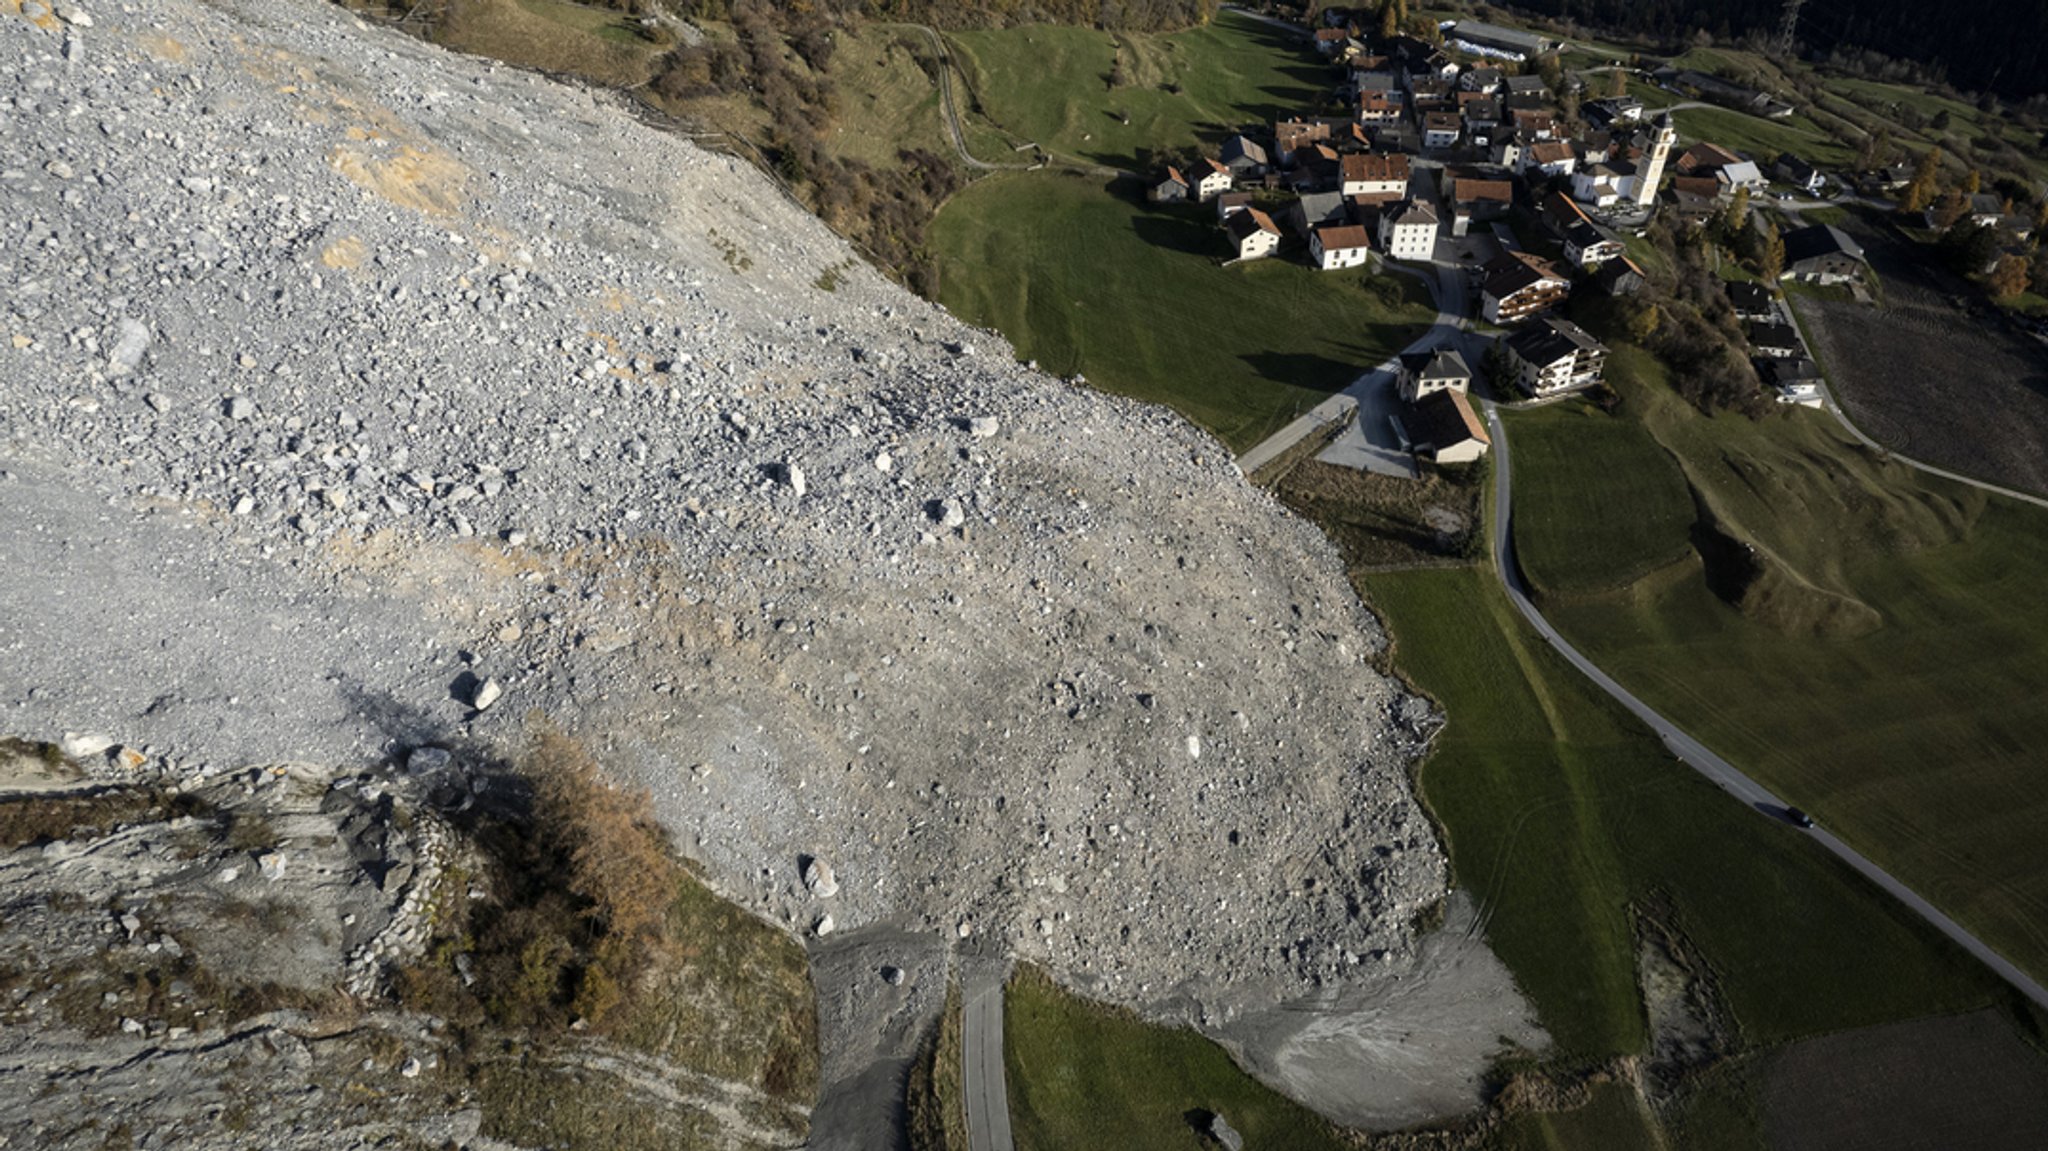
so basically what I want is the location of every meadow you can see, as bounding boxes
[1506,355,2048,993]
[946,11,1330,170]
[931,171,1436,452]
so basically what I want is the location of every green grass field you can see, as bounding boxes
[1372,566,2009,1061]
[930,171,1436,451]
[823,25,956,168]
[1671,105,1854,169]
[1504,354,2048,992]
[1506,397,1695,597]
[1003,967,1351,1151]
[947,11,1328,170]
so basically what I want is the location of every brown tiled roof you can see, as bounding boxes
[1453,178,1514,206]
[1677,141,1743,173]
[1275,119,1332,150]
[1314,223,1373,251]
[1199,157,1230,176]
[1424,112,1461,131]
[1670,175,1723,197]
[1163,166,1186,185]
[1543,189,1590,225]
[1527,140,1574,164]
[1483,250,1566,297]
[1408,390,1490,450]
[1340,152,1411,183]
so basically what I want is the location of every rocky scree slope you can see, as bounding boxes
[2,0,1450,1091]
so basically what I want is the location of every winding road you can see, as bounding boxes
[1238,237,2048,1012]
[1480,402,2048,1011]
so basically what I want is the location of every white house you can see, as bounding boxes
[1570,164,1625,207]
[1716,160,1767,193]
[1521,140,1578,178]
[1422,113,1462,150]
[1397,347,1473,402]
[1563,220,1625,269]
[1504,317,1608,397]
[1224,207,1281,261]
[1310,223,1374,270]
[1191,158,1234,202]
[1378,199,1439,261]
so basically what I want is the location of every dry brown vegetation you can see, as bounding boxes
[904,983,968,1151]
[397,726,684,1033]
[1270,459,1487,572]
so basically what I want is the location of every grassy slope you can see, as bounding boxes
[1506,395,1696,597]
[1003,967,1351,1151]
[948,11,1329,170]
[432,0,659,86]
[1671,105,1854,170]
[931,172,1435,452]
[821,25,955,168]
[1372,567,2004,1062]
[1506,358,2048,990]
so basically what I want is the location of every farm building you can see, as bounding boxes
[1446,21,1554,59]
[1782,224,1866,284]
[1148,167,1189,204]
[1402,390,1492,464]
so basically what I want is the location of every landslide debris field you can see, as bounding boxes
[0,0,1535,1139]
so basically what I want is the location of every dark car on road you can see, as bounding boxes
[1786,807,1815,829]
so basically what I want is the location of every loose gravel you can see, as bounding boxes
[0,0,1533,1128]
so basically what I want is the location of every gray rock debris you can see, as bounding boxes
[0,0,1492,1121]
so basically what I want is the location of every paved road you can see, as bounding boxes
[1480,402,2048,1011]
[960,971,1015,1151]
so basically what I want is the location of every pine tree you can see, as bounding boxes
[1964,168,1982,195]
[1378,0,1397,40]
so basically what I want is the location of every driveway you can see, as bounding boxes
[1315,368,1418,478]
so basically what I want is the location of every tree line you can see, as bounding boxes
[1472,0,2048,101]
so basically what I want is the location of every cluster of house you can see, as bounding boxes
[1142,10,1872,457]
[1725,222,1876,405]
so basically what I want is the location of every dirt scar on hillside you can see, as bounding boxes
[1215,892,1548,1129]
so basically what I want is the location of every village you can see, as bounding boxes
[1144,7,1874,473]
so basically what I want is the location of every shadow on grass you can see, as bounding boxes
[1239,350,1365,395]
[1131,208,1223,256]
